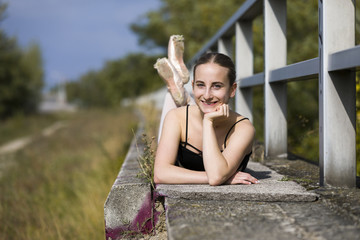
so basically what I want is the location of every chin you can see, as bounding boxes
[199,101,219,113]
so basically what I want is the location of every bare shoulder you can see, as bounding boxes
[165,106,187,120]
[164,106,182,118]
[225,112,255,153]
[160,106,188,143]
[232,112,255,134]
[163,106,188,130]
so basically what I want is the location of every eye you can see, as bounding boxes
[195,82,205,88]
[212,84,223,89]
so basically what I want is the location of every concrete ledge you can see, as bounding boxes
[156,161,318,202]
[104,183,151,228]
[165,197,360,240]
[104,126,156,239]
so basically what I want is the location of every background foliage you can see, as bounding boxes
[66,53,164,108]
[0,3,44,119]
[131,0,245,58]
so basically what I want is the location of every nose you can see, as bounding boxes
[203,87,212,99]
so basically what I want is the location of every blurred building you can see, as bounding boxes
[39,84,77,113]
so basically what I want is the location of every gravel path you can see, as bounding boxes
[0,121,67,155]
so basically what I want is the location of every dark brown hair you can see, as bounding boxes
[193,52,236,85]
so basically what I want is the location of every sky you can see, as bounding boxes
[2,0,161,90]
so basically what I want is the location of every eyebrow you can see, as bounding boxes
[212,82,224,85]
[194,80,224,85]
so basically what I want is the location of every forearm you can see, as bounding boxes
[202,119,233,185]
[154,164,208,184]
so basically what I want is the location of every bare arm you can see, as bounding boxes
[154,109,208,184]
[202,104,257,185]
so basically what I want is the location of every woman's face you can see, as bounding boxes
[192,62,236,114]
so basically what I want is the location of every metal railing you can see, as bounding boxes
[187,0,359,187]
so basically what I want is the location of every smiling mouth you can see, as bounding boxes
[201,100,218,106]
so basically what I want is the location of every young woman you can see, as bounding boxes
[154,36,259,186]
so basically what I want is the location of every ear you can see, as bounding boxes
[230,82,237,98]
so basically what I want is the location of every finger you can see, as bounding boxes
[236,172,259,184]
[223,104,228,117]
[218,105,224,117]
[229,178,248,185]
[219,104,224,114]
[225,104,229,117]
[220,105,225,116]
[242,174,259,184]
[249,176,260,184]
[251,178,260,184]
[238,179,252,185]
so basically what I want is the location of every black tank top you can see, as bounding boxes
[176,105,251,171]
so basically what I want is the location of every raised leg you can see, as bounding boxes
[154,58,188,107]
[168,35,190,84]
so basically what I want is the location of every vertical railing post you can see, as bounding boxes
[318,0,356,187]
[264,0,287,158]
[218,37,235,109]
[235,21,253,122]
[218,37,233,59]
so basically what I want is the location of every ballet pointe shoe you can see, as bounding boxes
[168,35,190,84]
[154,58,188,107]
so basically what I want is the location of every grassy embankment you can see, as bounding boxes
[0,105,160,240]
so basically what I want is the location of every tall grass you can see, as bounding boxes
[0,108,138,240]
[136,103,161,189]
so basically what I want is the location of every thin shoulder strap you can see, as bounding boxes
[223,117,249,148]
[185,105,189,144]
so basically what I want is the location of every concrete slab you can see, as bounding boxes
[165,198,360,240]
[156,161,318,202]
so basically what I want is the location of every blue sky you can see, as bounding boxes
[2,0,161,90]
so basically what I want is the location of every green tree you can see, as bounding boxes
[67,53,163,108]
[19,43,44,111]
[0,3,44,119]
[131,0,245,58]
